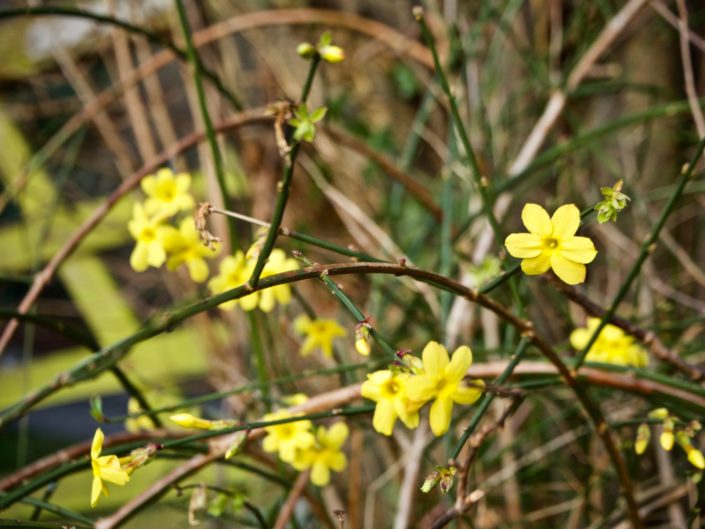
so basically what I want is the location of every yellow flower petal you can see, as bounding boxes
[187,258,209,283]
[372,399,396,436]
[422,341,449,376]
[550,204,580,239]
[520,252,551,275]
[505,233,543,258]
[560,236,597,264]
[447,346,473,381]
[404,376,436,403]
[550,253,586,285]
[569,328,590,350]
[521,203,552,236]
[452,380,484,405]
[91,476,103,507]
[326,423,349,448]
[311,461,331,486]
[429,396,453,436]
[91,428,104,459]
[328,452,347,472]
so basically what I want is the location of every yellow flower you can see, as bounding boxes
[208,249,298,312]
[361,370,421,436]
[262,411,315,463]
[293,315,347,358]
[505,203,597,285]
[141,167,194,217]
[125,398,155,433]
[570,318,648,368]
[293,423,348,486]
[163,218,219,282]
[90,428,130,508]
[405,341,484,436]
[127,203,169,272]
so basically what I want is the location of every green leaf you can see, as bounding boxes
[310,106,328,122]
[90,395,104,422]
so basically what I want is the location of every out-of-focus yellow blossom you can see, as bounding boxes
[293,315,347,358]
[141,168,194,216]
[170,413,230,430]
[361,370,421,436]
[127,203,169,272]
[163,218,219,282]
[293,423,348,486]
[405,341,484,436]
[282,393,309,407]
[676,432,705,469]
[125,398,155,433]
[262,411,315,464]
[90,428,130,508]
[570,318,648,367]
[661,417,675,451]
[208,249,298,312]
[634,423,651,455]
[505,203,597,285]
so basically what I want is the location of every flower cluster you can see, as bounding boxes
[505,203,597,285]
[296,31,345,64]
[635,408,704,470]
[261,398,348,486]
[293,315,347,358]
[361,341,484,437]
[208,248,299,312]
[596,180,630,224]
[128,168,219,281]
[570,317,648,367]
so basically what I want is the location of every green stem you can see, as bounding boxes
[249,56,321,286]
[450,338,529,460]
[574,136,705,368]
[21,496,95,526]
[174,0,236,248]
[0,6,241,110]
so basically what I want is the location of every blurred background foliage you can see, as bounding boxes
[1,0,705,527]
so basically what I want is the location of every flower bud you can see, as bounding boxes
[634,423,650,455]
[319,45,345,63]
[296,42,316,59]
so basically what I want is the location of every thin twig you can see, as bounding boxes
[675,0,705,138]
[272,470,311,529]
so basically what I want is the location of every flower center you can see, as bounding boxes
[141,227,155,242]
[544,237,559,249]
[382,379,400,396]
[158,185,175,201]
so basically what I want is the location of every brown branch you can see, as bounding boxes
[547,275,705,381]
[272,470,311,529]
[438,396,524,529]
